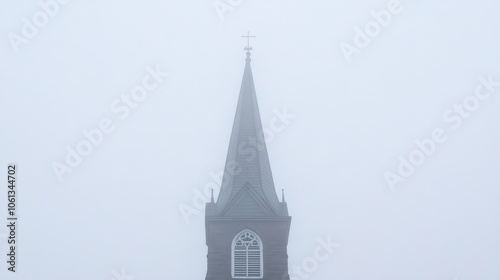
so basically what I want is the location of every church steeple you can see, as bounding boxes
[204,41,291,280]
[213,45,286,217]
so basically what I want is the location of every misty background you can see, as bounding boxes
[1,0,500,279]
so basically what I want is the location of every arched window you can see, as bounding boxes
[232,229,263,278]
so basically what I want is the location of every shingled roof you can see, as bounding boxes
[211,51,287,217]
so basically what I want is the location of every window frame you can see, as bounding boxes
[231,229,263,279]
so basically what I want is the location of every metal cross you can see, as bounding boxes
[242,31,256,50]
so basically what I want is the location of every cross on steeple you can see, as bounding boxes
[241,31,256,51]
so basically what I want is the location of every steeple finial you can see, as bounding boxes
[210,189,215,203]
[281,189,286,203]
[241,31,256,59]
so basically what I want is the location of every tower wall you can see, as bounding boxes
[205,217,291,280]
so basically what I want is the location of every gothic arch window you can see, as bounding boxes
[232,229,263,278]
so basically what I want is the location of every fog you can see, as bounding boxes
[1,0,500,279]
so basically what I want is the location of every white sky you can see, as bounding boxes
[1,0,500,279]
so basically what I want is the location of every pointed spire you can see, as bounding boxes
[214,43,285,216]
[210,189,215,203]
[281,189,286,203]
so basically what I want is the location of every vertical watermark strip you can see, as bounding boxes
[6,164,18,272]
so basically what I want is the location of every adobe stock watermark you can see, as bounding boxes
[339,0,404,63]
[385,75,500,191]
[52,65,169,183]
[111,267,135,280]
[286,235,340,280]
[8,0,72,53]
[178,106,295,224]
[213,0,244,21]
